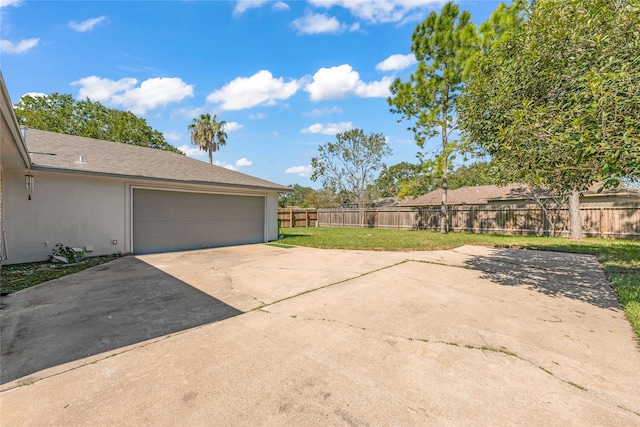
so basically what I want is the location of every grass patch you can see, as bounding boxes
[280,227,640,341]
[1,254,122,295]
[568,381,588,391]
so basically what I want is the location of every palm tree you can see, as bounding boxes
[188,113,227,164]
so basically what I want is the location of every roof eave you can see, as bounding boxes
[30,165,293,193]
[1,71,31,169]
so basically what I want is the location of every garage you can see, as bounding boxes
[133,189,265,254]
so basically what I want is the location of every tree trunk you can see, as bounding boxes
[208,148,213,165]
[568,191,583,240]
[439,99,449,234]
[440,176,448,233]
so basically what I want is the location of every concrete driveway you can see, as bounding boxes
[1,244,639,426]
[0,257,241,384]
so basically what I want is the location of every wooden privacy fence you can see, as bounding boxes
[278,208,319,228]
[278,206,640,239]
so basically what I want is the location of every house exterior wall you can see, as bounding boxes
[3,169,126,264]
[4,169,282,264]
[1,167,4,264]
[265,191,279,241]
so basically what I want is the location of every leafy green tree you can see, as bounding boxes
[303,187,342,208]
[388,2,479,233]
[459,0,640,239]
[478,0,529,51]
[188,113,228,165]
[14,93,182,154]
[279,184,316,208]
[448,161,500,190]
[375,162,421,198]
[311,128,392,207]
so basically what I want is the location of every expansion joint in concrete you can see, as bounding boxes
[252,260,411,311]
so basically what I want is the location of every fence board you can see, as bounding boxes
[278,205,640,239]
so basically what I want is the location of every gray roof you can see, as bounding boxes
[400,184,524,207]
[399,183,639,207]
[25,128,291,192]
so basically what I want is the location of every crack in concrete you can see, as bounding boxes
[257,309,640,419]
[210,264,266,306]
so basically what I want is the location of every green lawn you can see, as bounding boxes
[280,227,640,341]
[1,255,121,296]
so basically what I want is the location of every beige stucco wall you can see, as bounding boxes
[4,169,284,264]
[1,167,4,264]
[265,191,279,241]
[3,170,126,264]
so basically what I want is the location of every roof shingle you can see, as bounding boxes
[25,128,291,192]
[399,183,639,207]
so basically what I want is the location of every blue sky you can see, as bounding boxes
[1,0,501,187]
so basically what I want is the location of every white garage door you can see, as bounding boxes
[133,189,265,254]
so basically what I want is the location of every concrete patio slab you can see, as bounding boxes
[0,257,241,384]
[1,244,638,426]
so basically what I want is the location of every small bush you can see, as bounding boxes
[51,243,85,263]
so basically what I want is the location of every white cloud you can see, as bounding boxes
[302,121,353,135]
[72,76,137,102]
[376,53,416,71]
[163,131,181,142]
[69,16,106,32]
[174,106,207,120]
[0,38,39,54]
[215,158,253,171]
[285,165,313,177]
[233,0,269,15]
[0,0,22,8]
[71,76,194,115]
[21,92,46,99]
[177,144,206,157]
[249,112,268,120]
[291,12,360,35]
[224,121,243,132]
[304,64,392,101]
[308,0,442,23]
[235,157,253,167]
[292,12,341,34]
[304,106,343,117]
[206,70,300,111]
[273,2,289,10]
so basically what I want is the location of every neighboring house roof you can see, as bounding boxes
[24,128,291,192]
[400,184,523,207]
[399,183,639,207]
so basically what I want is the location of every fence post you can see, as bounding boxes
[471,207,476,234]
[290,208,294,228]
[600,208,605,238]
[509,209,514,235]
[305,210,309,227]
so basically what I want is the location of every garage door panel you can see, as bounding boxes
[133,189,265,254]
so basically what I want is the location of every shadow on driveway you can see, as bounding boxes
[465,248,621,310]
[0,256,241,385]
